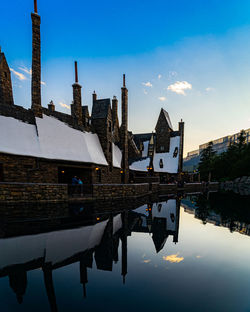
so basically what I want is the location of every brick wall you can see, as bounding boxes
[92,183,149,199]
[0,182,68,204]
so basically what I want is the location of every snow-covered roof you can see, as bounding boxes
[142,141,149,157]
[152,200,177,231]
[113,143,122,168]
[0,215,123,269]
[129,157,150,172]
[0,115,108,166]
[153,136,180,173]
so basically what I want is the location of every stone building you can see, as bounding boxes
[0,1,184,187]
[130,108,184,182]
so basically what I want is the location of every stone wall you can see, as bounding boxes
[0,154,58,183]
[93,183,149,199]
[0,182,68,204]
[0,103,35,124]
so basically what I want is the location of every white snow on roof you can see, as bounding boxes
[0,115,41,157]
[129,157,150,172]
[113,143,122,168]
[0,214,123,269]
[153,136,180,173]
[0,115,108,166]
[152,200,177,231]
[142,141,149,157]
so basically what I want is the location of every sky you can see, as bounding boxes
[1,0,250,156]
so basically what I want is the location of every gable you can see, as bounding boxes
[155,109,173,132]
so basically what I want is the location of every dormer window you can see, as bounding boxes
[159,159,163,168]
[173,147,178,158]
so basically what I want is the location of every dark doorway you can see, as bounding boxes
[58,166,92,185]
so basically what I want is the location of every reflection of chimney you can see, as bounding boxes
[31,0,42,118]
[121,211,128,284]
[43,266,58,312]
[80,259,88,298]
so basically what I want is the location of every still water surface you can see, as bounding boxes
[0,192,250,312]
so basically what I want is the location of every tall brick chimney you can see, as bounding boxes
[71,61,83,127]
[120,74,129,183]
[178,119,185,172]
[31,0,42,118]
[112,96,119,143]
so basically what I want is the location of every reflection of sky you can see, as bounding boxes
[1,206,250,311]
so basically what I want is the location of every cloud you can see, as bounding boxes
[41,81,46,86]
[143,259,151,263]
[163,253,184,263]
[169,71,177,78]
[142,81,153,88]
[158,74,162,79]
[205,87,214,92]
[143,89,148,95]
[18,66,32,76]
[158,96,166,102]
[59,102,70,110]
[10,68,27,81]
[167,81,192,95]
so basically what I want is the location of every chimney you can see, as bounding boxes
[31,0,42,118]
[178,119,185,172]
[92,90,97,102]
[121,74,129,183]
[71,61,83,127]
[48,100,55,112]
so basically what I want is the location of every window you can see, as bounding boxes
[159,159,163,168]
[173,147,178,158]
[109,121,112,132]
[4,72,7,79]
[109,142,112,153]
[160,146,164,151]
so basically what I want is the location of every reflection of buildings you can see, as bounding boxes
[0,199,180,310]
[131,198,180,252]
[0,213,125,311]
[181,196,250,236]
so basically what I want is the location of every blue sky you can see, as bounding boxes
[1,0,250,155]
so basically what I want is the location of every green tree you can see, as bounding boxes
[198,141,216,181]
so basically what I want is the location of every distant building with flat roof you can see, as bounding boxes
[184,128,250,172]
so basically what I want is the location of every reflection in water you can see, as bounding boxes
[0,198,180,311]
[182,192,250,236]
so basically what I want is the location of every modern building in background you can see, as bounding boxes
[184,128,250,172]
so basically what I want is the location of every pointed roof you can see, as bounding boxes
[92,99,111,119]
[156,108,173,130]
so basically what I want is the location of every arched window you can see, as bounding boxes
[159,159,163,168]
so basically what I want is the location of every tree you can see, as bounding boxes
[198,141,216,181]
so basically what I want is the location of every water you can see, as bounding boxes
[0,192,250,312]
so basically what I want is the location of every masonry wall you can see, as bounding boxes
[0,154,58,183]
[92,183,149,199]
[0,182,68,204]
[91,165,121,184]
